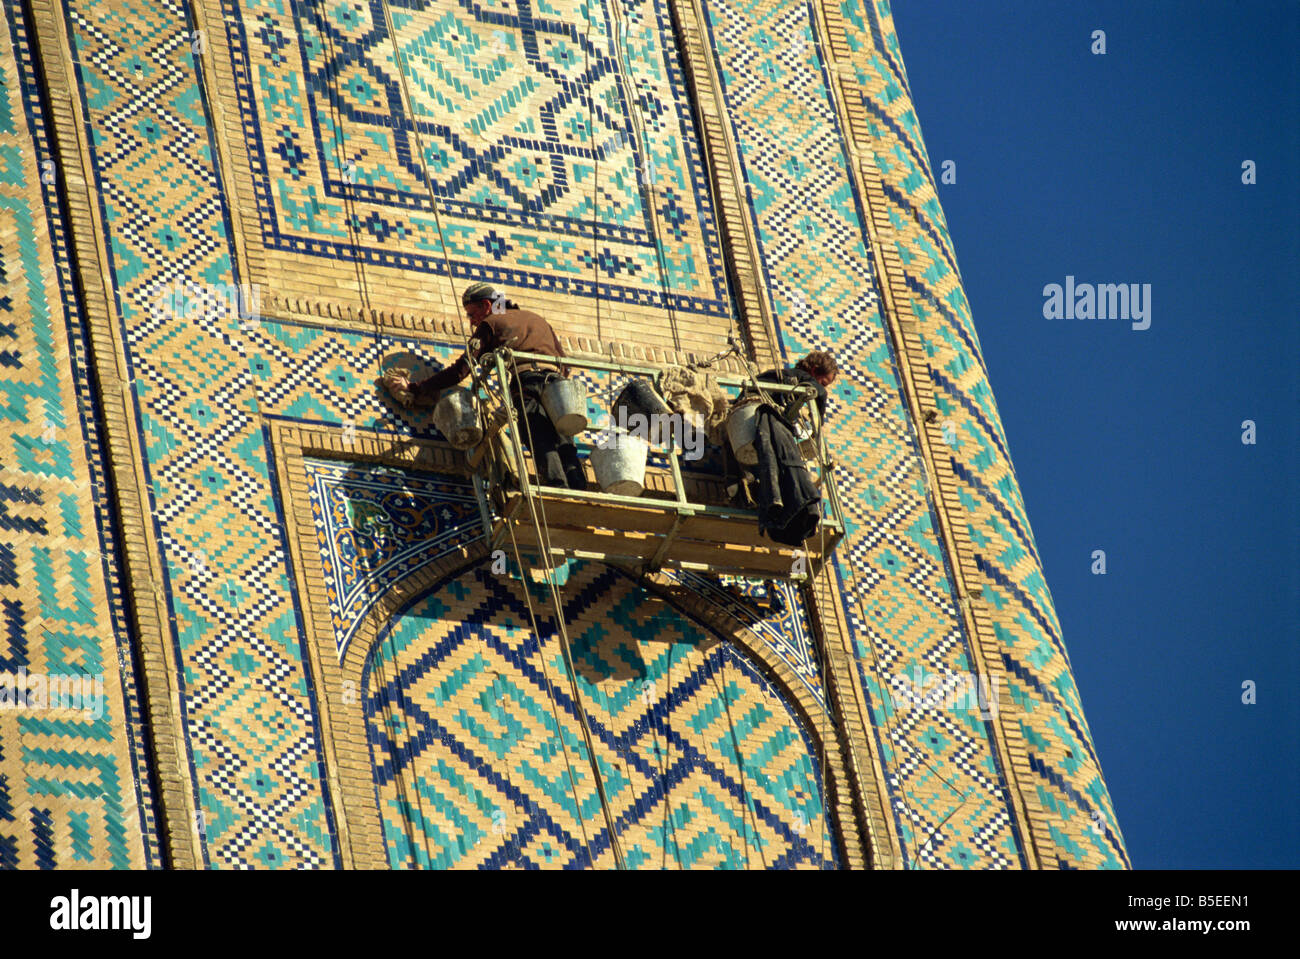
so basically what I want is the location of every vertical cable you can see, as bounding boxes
[376,0,471,350]
[311,5,383,443]
[504,352,628,869]
[607,0,681,354]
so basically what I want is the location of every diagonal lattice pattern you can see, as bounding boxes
[845,0,1127,867]
[699,0,1023,867]
[0,0,158,869]
[367,560,837,868]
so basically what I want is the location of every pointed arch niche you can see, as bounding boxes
[269,421,861,867]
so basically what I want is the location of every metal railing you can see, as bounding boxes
[465,347,845,575]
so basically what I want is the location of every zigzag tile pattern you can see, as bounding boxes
[222,0,731,314]
[10,0,1126,868]
[845,0,1127,867]
[699,0,1023,867]
[0,0,157,869]
[367,559,837,868]
[49,0,338,867]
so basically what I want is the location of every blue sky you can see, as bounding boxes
[888,0,1299,868]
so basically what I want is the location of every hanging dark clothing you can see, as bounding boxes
[751,404,821,546]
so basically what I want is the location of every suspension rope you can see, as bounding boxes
[377,0,476,363]
[506,358,628,869]
[454,357,596,865]
[688,340,738,371]
[737,356,786,416]
[373,1,638,868]
[354,522,439,866]
[713,647,766,868]
[809,501,833,868]
[656,638,684,867]
[376,3,602,866]
[504,351,628,869]
[738,359,964,866]
[658,0,746,357]
[314,11,374,315]
[501,520,600,868]
[318,5,453,865]
[607,0,681,355]
[312,7,386,445]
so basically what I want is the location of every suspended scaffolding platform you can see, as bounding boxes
[466,349,845,581]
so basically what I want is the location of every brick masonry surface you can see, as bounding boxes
[1,0,158,869]
[0,0,1127,868]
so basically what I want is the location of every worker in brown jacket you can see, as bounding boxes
[382,283,588,490]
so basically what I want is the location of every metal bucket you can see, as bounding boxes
[612,379,673,421]
[432,387,483,449]
[541,377,588,437]
[726,398,761,466]
[590,429,649,496]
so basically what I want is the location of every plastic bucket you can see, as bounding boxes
[726,398,761,466]
[590,429,649,496]
[541,377,589,437]
[432,387,483,449]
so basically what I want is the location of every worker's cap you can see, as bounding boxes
[461,282,499,305]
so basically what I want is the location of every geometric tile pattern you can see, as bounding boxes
[368,560,837,868]
[844,0,1127,867]
[221,0,731,314]
[302,457,482,659]
[1,0,157,869]
[298,452,828,667]
[700,0,1024,867]
[12,0,1127,870]
[675,573,825,708]
[47,0,338,867]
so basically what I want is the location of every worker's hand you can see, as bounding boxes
[382,367,414,407]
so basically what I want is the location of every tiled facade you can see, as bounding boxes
[0,0,1127,868]
[1,2,164,868]
[367,560,836,869]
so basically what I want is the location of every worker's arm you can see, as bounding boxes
[410,354,471,404]
[409,320,501,404]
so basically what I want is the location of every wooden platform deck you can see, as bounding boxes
[491,486,841,579]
